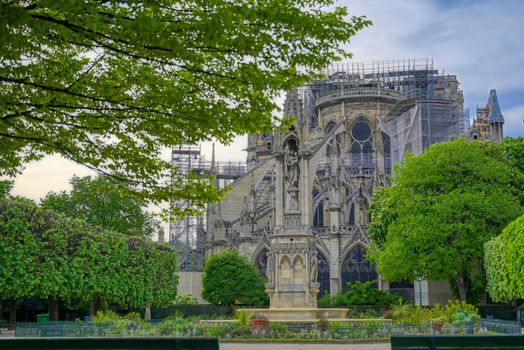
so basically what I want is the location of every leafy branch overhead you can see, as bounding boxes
[0,1,371,214]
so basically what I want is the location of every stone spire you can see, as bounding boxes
[487,89,504,141]
[487,89,504,124]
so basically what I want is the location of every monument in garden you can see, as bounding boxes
[188,58,503,316]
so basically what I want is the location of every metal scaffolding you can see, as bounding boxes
[284,58,464,163]
[170,144,247,271]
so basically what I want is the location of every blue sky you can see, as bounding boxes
[344,0,524,137]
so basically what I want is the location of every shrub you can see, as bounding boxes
[92,310,120,326]
[345,281,404,306]
[233,309,250,328]
[173,294,198,305]
[319,281,405,308]
[202,250,269,307]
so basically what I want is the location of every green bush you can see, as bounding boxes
[318,281,404,308]
[202,250,269,307]
[345,281,404,305]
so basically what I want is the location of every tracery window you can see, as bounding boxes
[349,120,373,168]
[341,246,378,293]
[348,202,355,226]
[255,250,268,277]
[318,252,330,297]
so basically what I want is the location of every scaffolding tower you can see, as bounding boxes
[170,144,247,271]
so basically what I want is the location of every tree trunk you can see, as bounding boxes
[456,272,468,303]
[89,294,101,316]
[9,299,17,327]
[49,296,59,321]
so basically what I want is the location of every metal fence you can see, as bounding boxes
[480,319,521,334]
[15,320,520,340]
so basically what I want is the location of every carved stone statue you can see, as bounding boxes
[309,253,318,283]
[266,251,274,285]
[285,151,299,190]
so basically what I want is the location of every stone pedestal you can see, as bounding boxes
[266,229,320,309]
[242,308,349,321]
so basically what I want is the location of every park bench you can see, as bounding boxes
[0,337,219,350]
[391,334,524,350]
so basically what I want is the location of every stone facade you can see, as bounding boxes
[205,59,466,305]
[467,89,505,141]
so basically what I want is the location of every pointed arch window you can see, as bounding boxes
[318,252,330,297]
[348,202,355,226]
[341,246,378,293]
[255,249,268,277]
[293,256,305,285]
[349,120,373,168]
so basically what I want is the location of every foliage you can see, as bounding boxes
[0,180,13,198]
[318,291,346,307]
[368,138,523,302]
[0,0,370,216]
[173,295,198,306]
[91,310,121,327]
[233,309,250,328]
[268,322,289,338]
[388,300,480,326]
[345,281,404,306]
[41,176,158,237]
[202,250,269,307]
[0,195,178,319]
[485,213,524,302]
[402,305,432,326]
[452,311,480,324]
[318,281,404,308]
[390,300,410,320]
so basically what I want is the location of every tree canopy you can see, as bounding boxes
[0,1,371,215]
[202,250,268,307]
[41,175,158,237]
[368,138,523,303]
[0,192,178,321]
[484,213,524,302]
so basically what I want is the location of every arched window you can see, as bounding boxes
[313,197,324,229]
[341,246,378,293]
[348,202,355,226]
[349,120,373,168]
[382,132,391,170]
[280,256,291,285]
[318,252,330,297]
[293,256,305,285]
[255,250,268,277]
[286,137,299,152]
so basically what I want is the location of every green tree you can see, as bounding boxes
[368,138,523,303]
[0,180,13,198]
[0,1,370,215]
[1,194,177,320]
[0,197,72,321]
[485,213,524,302]
[202,250,268,306]
[41,175,158,237]
[0,197,42,324]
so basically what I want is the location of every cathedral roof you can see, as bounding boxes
[487,89,505,124]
